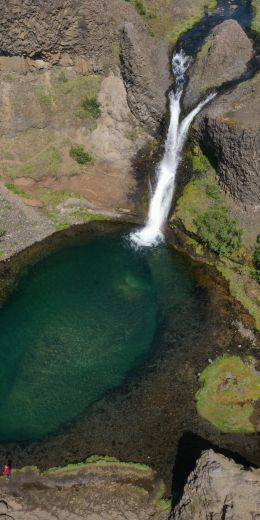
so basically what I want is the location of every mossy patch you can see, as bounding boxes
[173,150,223,234]
[126,0,217,42]
[196,355,260,433]
[171,148,260,329]
[252,0,260,34]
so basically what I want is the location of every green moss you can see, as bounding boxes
[173,151,221,234]
[196,355,260,433]
[71,209,111,222]
[218,264,260,330]
[47,212,70,231]
[5,182,26,196]
[157,498,172,513]
[252,0,260,34]
[45,457,153,476]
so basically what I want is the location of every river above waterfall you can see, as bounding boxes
[0,225,259,489]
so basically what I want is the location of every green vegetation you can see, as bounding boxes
[47,212,70,231]
[5,182,26,196]
[69,145,94,164]
[196,355,260,433]
[134,0,146,16]
[252,0,260,34]
[253,235,260,269]
[194,208,242,257]
[71,209,111,222]
[82,96,101,119]
[126,126,143,141]
[41,190,82,208]
[36,86,54,108]
[125,0,217,42]
[112,41,120,64]
[0,229,6,239]
[206,183,221,200]
[251,234,260,283]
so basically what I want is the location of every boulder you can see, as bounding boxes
[173,449,260,520]
[120,22,170,133]
[183,19,253,110]
[194,72,260,206]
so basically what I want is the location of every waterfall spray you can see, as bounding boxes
[130,51,216,248]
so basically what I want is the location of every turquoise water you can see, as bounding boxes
[0,231,194,442]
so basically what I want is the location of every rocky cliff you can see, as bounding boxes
[195,73,260,207]
[173,450,260,520]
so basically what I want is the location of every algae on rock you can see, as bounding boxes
[196,355,260,433]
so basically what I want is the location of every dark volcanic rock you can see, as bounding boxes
[120,22,170,133]
[194,73,260,207]
[173,450,260,520]
[183,20,253,110]
[0,0,143,72]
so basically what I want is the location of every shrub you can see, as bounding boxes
[82,96,101,119]
[0,228,5,239]
[252,269,260,284]
[69,145,94,165]
[134,0,146,16]
[194,208,242,256]
[253,235,260,269]
[206,183,221,200]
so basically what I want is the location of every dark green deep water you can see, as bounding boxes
[0,231,194,442]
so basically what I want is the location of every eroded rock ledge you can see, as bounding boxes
[0,451,259,519]
[173,450,260,520]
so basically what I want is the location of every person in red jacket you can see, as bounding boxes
[3,462,11,480]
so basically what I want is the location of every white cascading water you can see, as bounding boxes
[130,51,216,248]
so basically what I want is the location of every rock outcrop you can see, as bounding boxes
[120,22,170,133]
[173,450,260,520]
[183,20,253,110]
[194,72,260,206]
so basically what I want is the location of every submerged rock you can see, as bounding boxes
[173,449,260,520]
[183,19,253,110]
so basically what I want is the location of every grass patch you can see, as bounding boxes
[47,212,70,231]
[253,235,260,270]
[5,182,26,196]
[70,145,94,164]
[252,0,260,34]
[41,190,82,208]
[196,355,260,433]
[126,0,217,42]
[36,87,54,109]
[126,127,143,141]
[71,209,111,222]
[82,96,101,119]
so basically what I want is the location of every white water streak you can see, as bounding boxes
[130,51,216,248]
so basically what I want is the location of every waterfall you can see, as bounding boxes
[130,51,216,248]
